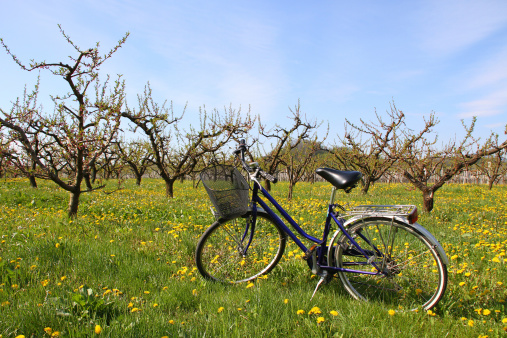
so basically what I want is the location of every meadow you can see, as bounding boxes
[0,178,506,337]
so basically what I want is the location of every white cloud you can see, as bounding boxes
[417,0,507,57]
[457,89,507,118]
[464,46,507,90]
[484,122,506,129]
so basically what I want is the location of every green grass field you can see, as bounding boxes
[0,178,506,337]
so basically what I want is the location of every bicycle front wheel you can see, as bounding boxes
[330,217,447,310]
[195,211,286,283]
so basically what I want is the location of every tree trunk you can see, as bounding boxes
[29,159,37,188]
[84,173,93,190]
[287,182,294,200]
[488,178,494,190]
[135,175,142,186]
[165,178,176,198]
[264,179,271,192]
[422,190,434,213]
[91,166,97,183]
[361,176,371,194]
[29,175,38,188]
[68,190,81,218]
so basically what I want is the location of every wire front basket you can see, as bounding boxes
[200,165,250,220]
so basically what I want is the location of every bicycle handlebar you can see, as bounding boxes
[259,170,278,184]
[234,139,277,184]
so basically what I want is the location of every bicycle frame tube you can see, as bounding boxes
[247,180,385,276]
[251,182,325,252]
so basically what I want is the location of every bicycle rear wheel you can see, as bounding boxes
[195,211,286,283]
[330,217,447,310]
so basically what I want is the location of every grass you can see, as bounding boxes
[0,178,506,337]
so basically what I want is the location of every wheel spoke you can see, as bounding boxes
[333,218,447,310]
[196,212,286,283]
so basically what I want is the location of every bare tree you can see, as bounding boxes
[284,139,326,200]
[255,100,320,191]
[473,136,507,190]
[333,103,404,194]
[116,139,153,186]
[391,116,507,212]
[121,84,254,198]
[0,26,128,217]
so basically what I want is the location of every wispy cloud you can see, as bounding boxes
[417,0,507,57]
[463,46,507,91]
[457,89,507,118]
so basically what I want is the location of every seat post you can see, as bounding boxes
[329,187,337,205]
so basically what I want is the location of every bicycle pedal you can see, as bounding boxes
[302,244,318,260]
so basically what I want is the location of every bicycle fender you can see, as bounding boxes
[340,216,449,265]
[410,222,449,265]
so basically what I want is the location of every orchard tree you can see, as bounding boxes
[283,139,326,200]
[0,26,128,217]
[121,84,254,198]
[390,116,507,212]
[255,100,320,191]
[334,103,403,194]
[116,139,153,186]
[0,82,45,188]
[473,136,507,190]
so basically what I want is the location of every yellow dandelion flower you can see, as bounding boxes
[95,325,102,334]
[51,332,60,337]
[217,307,224,313]
[468,320,474,327]
[283,299,289,304]
[168,320,175,324]
[192,289,198,296]
[459,282,465,286]
[44,327,53,334]
[131,307,140,313]
[330,310,339,316]
[502,318,507,323]
[246,282,254,288]
[388,309,396,316]
[308,306,322,315]
[483,309,491,315]
[316,317,325,324]
[297,310,305,315]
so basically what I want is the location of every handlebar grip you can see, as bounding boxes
[260,171,278,184]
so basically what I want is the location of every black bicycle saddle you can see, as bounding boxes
[315,168,362,191]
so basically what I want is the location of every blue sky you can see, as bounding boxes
[1,0,507,146]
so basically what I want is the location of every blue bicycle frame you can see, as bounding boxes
[247,178,385,276]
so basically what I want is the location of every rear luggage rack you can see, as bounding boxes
[342,205,418,224]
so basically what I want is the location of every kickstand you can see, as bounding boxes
[310,272,328,301]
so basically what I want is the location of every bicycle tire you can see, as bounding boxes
[329,217,447,311]
[195,210,286,283]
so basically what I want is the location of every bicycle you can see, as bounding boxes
[195,139,448,311]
